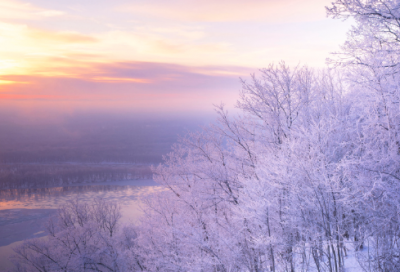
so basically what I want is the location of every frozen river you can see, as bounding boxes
[0,180,158,271]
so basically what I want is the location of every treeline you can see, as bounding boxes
[0,163,152,189]
[0,118,200,164]
[0,183,145,203]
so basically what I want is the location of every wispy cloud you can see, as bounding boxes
[0,0,351,118]
[0,0,351,81]
[0,61,251,113]
[0,0,64,21]
[28,29,98,43]
[119,0,331,23]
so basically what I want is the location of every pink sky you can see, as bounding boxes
[0,0,352,116]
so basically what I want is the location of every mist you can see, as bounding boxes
[0,112,209,164]
[0,105,213,189]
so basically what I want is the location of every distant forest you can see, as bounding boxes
[0,163,152,189]
[0,118,202,164]
[0,118,204,189]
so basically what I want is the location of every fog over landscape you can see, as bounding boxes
[0,113,204,164]
[0,109,213,189]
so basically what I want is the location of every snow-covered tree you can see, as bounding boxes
[11,199,144,272]
[327,2,400,270]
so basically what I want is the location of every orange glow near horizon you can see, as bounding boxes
[92,77,151,83]
[0,0,352,114]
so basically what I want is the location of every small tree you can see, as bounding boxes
[11,199,143,272]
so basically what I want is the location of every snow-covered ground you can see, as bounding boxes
[343,243,363,272]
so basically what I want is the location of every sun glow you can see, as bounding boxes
[0,0,351,115]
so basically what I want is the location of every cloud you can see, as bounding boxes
[0,0,350,84]
[28,29,98,44]
[0,20,233,76]
[0,0,350,78]
[91,29,230,61]
[0,0,64,21]
[0,22,100,76]
[0,61,251,114]
[91,77,150,83]
[120,0,331,23]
